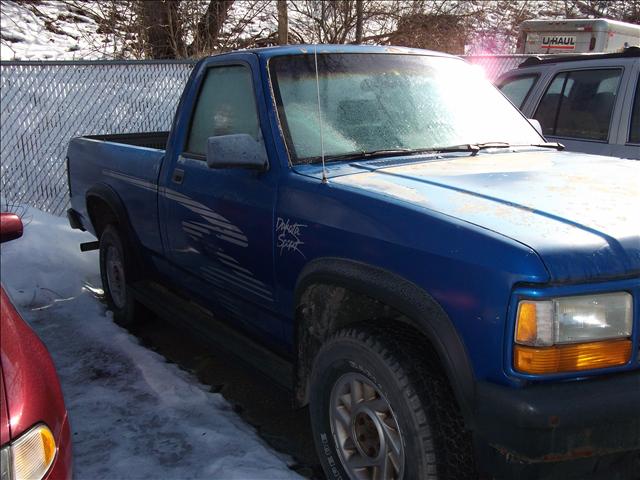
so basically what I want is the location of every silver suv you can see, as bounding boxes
[496,48,639,159]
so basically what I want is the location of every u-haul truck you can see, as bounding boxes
[518,18,640,54]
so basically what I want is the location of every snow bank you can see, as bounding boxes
[0,207,301,479]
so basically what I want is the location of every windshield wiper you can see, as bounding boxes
[429,142,512,156]
[430,141,566,155]
[529,142,565,151]
[322,144,511,162]
[362,148,414,158]
[328,144,512,161]
[324,148,413,162]
[320,141,563,164]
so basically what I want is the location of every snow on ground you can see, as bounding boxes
[0,0,280,61]
[0,206,301,479]
[0,1,119,60]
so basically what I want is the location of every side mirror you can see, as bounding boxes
[206,134,267,170]
[0,213,23,243]
[528,118,543,136]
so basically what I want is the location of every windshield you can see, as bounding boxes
[269,53,543,164]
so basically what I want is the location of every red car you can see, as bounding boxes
[1,213,72,480]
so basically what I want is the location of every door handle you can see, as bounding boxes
[172,168,185,184]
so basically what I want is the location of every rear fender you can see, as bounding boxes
[86,184,148,279]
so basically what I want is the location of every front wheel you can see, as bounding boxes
[309,326,475,480]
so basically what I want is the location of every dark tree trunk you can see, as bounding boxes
[191,0,234,55]
[278,0,288,45]
[140,0,184,59]
[355,0,363,44]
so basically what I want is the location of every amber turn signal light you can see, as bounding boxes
[515,302,538,344]
[514,339,632,374]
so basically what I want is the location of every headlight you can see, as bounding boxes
[514,292,633,374]
[1,424,56,480]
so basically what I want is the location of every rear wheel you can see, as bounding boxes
[99,224,137,326]
[309,326,475,480]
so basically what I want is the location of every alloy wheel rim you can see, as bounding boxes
[329,372,405,480]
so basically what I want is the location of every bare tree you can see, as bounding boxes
[389,13,467,53]
[355,0,364,43]
[278,0,288,44]
[287,0,399,44]
[189,0,235,55]
[139,0,184,59]
[9,0,639,60]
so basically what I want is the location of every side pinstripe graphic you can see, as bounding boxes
[102,170,248,248]
[103,170,272,301]
[162,188,249,248]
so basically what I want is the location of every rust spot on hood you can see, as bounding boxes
[335,174,430,206]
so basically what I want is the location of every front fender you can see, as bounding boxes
[294,257,477,425]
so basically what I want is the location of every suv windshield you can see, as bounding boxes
[270,53,542,164]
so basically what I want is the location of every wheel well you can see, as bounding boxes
[294,283,449,407]
[86,195,118,238]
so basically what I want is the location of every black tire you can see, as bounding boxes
[309,326,476,480]
[99,224,137,326]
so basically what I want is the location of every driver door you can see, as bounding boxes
[161,61,282,345]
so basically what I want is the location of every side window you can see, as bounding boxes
[533,73,567,136]
[498,74,538,109]
[534,69,622,141]
[186,65,259,156]
[629,75,640,144]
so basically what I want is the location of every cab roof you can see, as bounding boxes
[518,46,640,68]
[213,44,456,60]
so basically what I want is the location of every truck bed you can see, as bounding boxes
[84,131,169,150]
[67,133,167,255]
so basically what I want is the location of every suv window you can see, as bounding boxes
[534,69,622,141]
[630,75,640,144]
[498,74,538,108]
[186,65,259,156]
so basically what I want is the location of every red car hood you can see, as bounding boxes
[0,287,67,444]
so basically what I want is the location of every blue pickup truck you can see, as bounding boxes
[67,45,640,479]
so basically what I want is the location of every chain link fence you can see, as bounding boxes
[0,55,528,217]
[1,60,196,215]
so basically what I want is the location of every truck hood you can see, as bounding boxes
[331,150,640,282]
